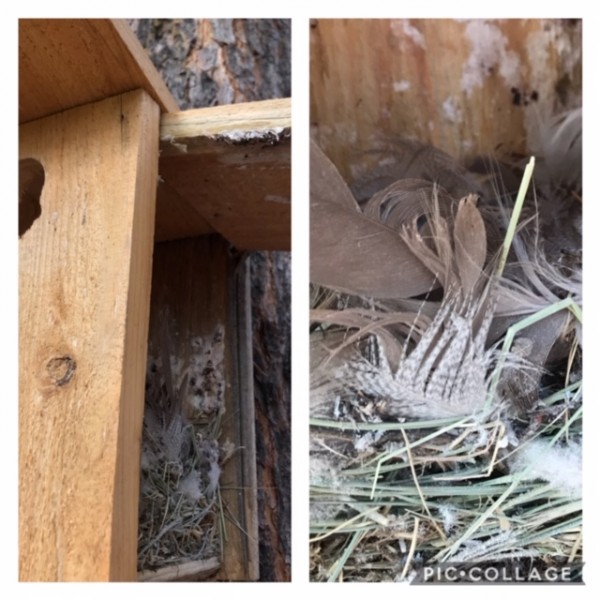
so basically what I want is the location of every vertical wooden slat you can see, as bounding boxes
[19,90,159,581]
[222,256,259,581]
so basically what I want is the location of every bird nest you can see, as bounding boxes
[137,324,229,580]
[309,112,582,582]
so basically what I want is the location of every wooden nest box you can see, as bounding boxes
[19,19,290,582]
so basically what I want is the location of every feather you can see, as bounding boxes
[333,292,495,419]
[362,178,454,230]
[310,138,359,212]
[349,137,483,203]
[535,107,582,191]
[453,195,487,295]
[313,196,498,420]
[310,113,581,421]
[310,140,440,298]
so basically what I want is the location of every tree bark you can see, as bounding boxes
[129,19,291,107]
[129,19,291,581]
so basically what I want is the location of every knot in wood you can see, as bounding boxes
[46,356,76,386]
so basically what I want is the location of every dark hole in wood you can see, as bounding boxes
[19,158,45,237]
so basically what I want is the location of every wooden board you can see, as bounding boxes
[160,98,290,137]
[154,178,215,241]
[310,19,582,180]
[19,19,178,123]
[19,90,159,581]
[147,236,259,581]
[157,99,291,250]
[138,557,220,582]
[222,253,259,581]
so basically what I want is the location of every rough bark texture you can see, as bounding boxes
[129,19,291,581]
[249,251,291,580]
[129,19,291,108]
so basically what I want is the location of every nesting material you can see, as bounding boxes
[137,325,228,576]
[309,110,582,581]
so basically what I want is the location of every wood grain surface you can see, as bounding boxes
[19,19,178,123]
[19,90,159,581]
[310,19,581,180]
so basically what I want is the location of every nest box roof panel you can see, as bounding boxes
[19,20,291,251]
[19,19,178,123]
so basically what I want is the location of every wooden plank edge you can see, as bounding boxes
[138,558,221,582]
[217,257,259,580]
[160,98,291,141]
[109,20,179,114]
[236,259,260,580]
[110,91,161,581]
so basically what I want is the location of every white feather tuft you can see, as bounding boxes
[510,439,581,498]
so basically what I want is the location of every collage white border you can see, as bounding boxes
[3,2,597,596]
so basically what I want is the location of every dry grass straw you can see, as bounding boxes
[137,407,222,572]
[310,396,581,580]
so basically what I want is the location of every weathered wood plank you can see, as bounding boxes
[221,255,259,581]
[147,236,258,581]
[19,90,159,581]
[157,99,291,250]
[138,557,220,582]
[160,98,290,138]
[19,19,178,123]
[310,19,582,179]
